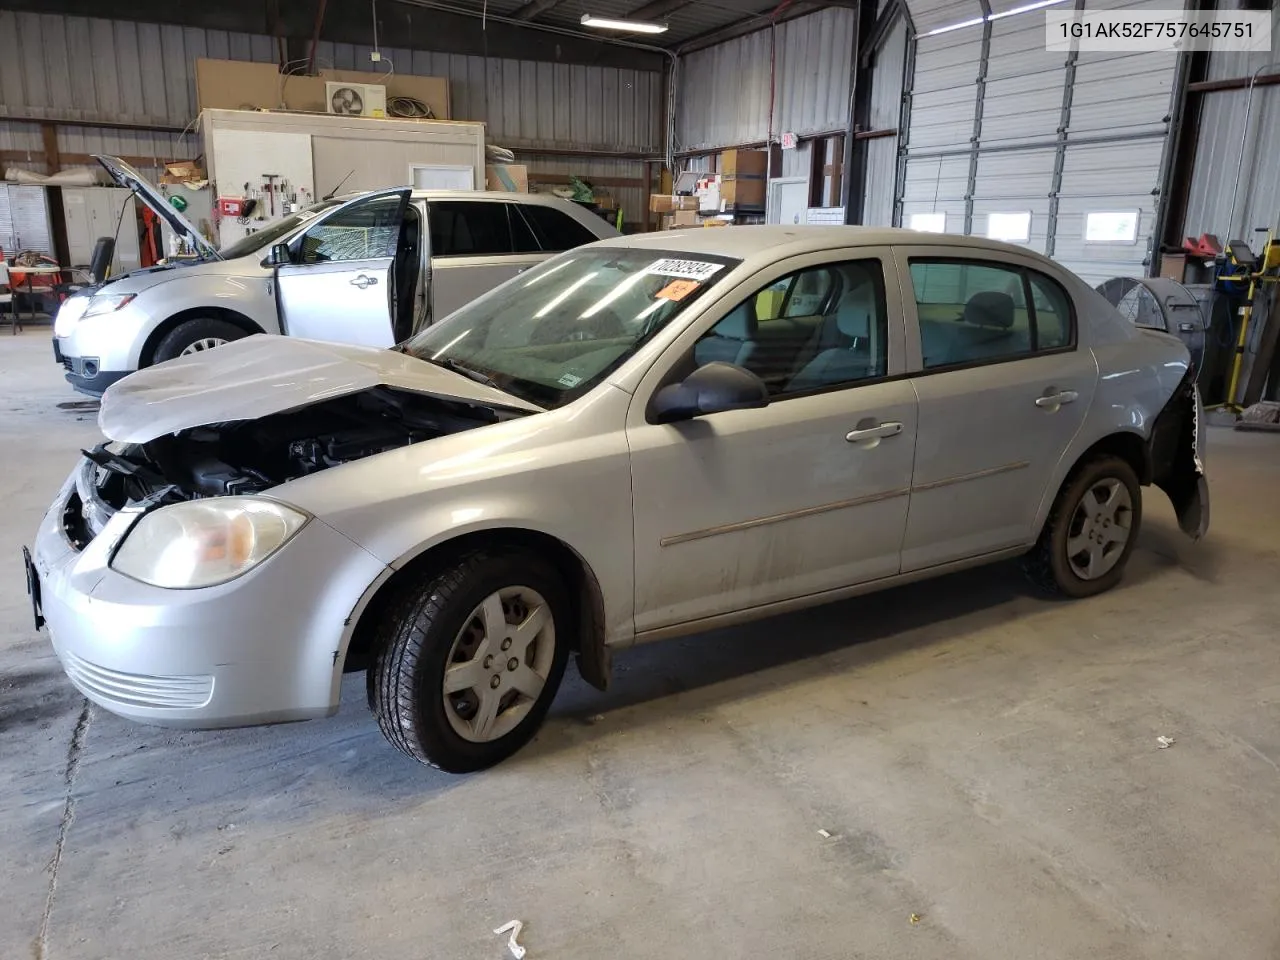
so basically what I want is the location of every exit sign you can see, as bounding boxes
[780,131,798,150]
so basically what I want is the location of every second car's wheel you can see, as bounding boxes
[152,317,247,364]
[368,550,571,772]
[1022,455,1143,598]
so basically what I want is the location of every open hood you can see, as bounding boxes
[99,335,542,443]
[93,155,221,261]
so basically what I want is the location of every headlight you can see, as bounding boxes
[53,295,90,337]
[82,293,137,319]
[111,497,308,589]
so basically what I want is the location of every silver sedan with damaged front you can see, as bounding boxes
[27,226,1209,772]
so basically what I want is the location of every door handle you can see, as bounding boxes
[1035,390,1079,408]
[350,274,378,289]
[845,421,903,443]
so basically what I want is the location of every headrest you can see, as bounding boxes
[836,286,874,338]
[716,300,757,340]
[963,290,1015,328]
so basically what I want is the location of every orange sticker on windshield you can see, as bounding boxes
[655,279,699,302]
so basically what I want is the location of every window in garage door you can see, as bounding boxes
[909,259,1074,368]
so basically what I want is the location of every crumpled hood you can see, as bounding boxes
[99,334,542,443]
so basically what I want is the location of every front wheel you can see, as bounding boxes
[152,317,247,364]
[368,550,571,772]
[1022,455,1142,598]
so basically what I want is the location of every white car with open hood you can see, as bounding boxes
[27,226,1208,772]
[51,155,616,396]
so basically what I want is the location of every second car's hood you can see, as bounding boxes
[99,335,542,443]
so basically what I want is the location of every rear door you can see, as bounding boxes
[276,189,409,347]
[425,200,544,321]
[896,248,1098,571]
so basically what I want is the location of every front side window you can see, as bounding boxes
[402,250,740,408]
[910,258,1074,369]
[297,195,403,264]
[428,201,514,257]
[218,199,343,259]
[694,259,888,397]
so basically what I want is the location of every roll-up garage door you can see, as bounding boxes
[895,0,1180,283]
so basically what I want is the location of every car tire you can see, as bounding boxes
[367,549,571,772]
[152,317,246,364]
[1022,455,1143,598]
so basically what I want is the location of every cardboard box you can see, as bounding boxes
[703,218,730,227]
[650,194,699,213]
[695,176,722,213]
[486,164,529,192]
[160,160,208,185]
[671,209,699,227]
[720,176,765,208]
[720,149,767,177]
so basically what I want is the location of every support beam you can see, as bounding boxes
[627,0,694,19]
[963,11,992,237]
[41,124,61,174]
[509,0,564,21]
[307,0,329,75]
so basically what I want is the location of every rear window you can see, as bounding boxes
[518,205,600,252]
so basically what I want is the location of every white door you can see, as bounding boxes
[767,177,809,226]
[896,248,1097,571]
[626,250,915,633]
[276,190,409,346]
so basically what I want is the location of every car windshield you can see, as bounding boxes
[402,248,741,408]
[216,200,344,259]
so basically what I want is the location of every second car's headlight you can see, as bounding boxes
[111,497,308,589]
[82,293,137,319]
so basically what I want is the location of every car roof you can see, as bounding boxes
[329,189,581,206]
[593,225,1060,270]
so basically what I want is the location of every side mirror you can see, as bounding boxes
[651,362,769,424]
[267,243,293,266]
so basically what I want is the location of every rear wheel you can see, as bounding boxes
[368,550,570,772]
[1022,456,1142,598]
[152,317,246,364]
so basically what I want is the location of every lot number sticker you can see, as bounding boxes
[646,258,725,281]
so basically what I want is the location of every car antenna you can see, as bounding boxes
[322,170,355,201]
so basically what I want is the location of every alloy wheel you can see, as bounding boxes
[1066,477,1133,580]
[441,586,556,743]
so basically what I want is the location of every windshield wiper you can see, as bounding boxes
[426,356,504,391]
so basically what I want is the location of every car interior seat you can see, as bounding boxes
[785,282,878,392]
[694,300,759,368]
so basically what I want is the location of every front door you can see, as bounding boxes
[276,189,409,347]
[896,249,1097,571]
[426,200,545,322]
[627,251,917,633]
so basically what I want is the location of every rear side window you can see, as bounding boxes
[517,205,600,252]
[428,201,513,257]
[909,259,1075,369]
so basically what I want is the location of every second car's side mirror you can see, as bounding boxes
[267,243,293,266]
[651,362,769,424]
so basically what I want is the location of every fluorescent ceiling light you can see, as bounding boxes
[988,0,1068,21]
[921,0,1070,36]
[920,16,985,36]
[580,14,668,33]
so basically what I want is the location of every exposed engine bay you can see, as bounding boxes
[66,387,515,547]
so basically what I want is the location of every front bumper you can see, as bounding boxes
[58,348,131,397]
[30,475,389,728]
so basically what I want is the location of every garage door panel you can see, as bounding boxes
[903,156,970,202]
[974,148,1055,197]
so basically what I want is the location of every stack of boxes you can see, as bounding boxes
[649,148,769,229]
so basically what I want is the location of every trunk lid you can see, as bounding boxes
[99,335,542,443]
[93,154,222,261]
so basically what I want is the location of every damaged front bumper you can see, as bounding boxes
[29,467,389,728]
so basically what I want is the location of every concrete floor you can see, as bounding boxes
[3,326,1279,960]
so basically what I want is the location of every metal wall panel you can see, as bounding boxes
[1182,84,1280,243]
[863,18,907,226]
[1206,1,1280,82]
[0,11,661,163]
[675,8,856,153]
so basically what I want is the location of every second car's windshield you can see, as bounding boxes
[217,200,344,259]
[402,248,741,408]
